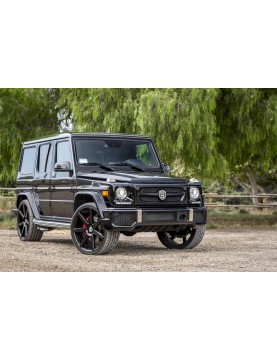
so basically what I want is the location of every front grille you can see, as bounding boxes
[137,187,186,204]
[143,212,176,223]
[112,212,136,226]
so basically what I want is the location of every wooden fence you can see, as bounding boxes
[1,188,277,211]
[204,193,277,211]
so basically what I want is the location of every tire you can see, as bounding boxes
[157,227,205,249]
[71,203,120,255]
[17,199,43,242]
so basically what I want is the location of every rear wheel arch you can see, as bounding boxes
[16,192,40,218]
[17,194,28,208]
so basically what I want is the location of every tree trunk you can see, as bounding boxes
[230,169,262,206]
[246,167,259,205]
[230,177,251,194]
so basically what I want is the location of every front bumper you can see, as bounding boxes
[102,207,207,231]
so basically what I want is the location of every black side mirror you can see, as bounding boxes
[54,161,72,172]
[162,163,170,175]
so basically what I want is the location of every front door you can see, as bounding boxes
[50,140,74,219]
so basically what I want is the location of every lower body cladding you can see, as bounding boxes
[102,207,207,232]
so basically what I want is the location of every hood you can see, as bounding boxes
[77,171,188,185]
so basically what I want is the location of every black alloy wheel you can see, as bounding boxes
[157,227,205,249]
[17,199,43,241]
[71,203,119,255]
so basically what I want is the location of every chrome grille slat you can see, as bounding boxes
[137,187,187,204]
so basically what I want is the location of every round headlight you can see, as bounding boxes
[190,187,200,199]
[115,187,127,200]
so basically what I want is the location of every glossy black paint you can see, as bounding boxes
[15,133,207,231]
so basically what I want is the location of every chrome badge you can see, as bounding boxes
[158,190,167,201]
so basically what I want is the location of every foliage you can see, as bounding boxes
[0,88,59,185]
[58,88,224,178]
[216,88,277,173]
[0,88,276,190]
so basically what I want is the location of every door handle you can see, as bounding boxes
[50,185,56,191]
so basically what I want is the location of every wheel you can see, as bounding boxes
[157,227,205,249]
[17,199,43,241]
[71,203,120,255]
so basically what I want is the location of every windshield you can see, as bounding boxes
[75,139,160,169]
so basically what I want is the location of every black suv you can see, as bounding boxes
[14,133,207,255]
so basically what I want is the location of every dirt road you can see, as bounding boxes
[0,228,276,271]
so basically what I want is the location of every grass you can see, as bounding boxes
[0,213,16,229]
[0,197,16,229]
[207,209,277,229]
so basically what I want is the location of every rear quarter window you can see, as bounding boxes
[20,147,36,174]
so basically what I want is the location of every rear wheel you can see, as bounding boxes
[71,203,120,255]
[17,199,43,242]
[157,227,205,249]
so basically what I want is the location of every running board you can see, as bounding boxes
[33,219,71,229]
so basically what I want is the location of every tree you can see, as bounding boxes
[216,89,277,202]
[0,88,59,185]
[58,88,142,133]
[137,88,221,178]
[59,88,222,179]
[1,88,276,194]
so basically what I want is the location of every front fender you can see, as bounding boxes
[74,191,108,218]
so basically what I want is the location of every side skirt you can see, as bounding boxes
[33,219,71,230]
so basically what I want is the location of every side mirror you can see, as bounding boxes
[162,163,170,175]
[54,161,72,172]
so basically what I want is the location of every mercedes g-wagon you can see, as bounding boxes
[14,133,207,255]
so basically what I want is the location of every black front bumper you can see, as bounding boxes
[102,207,207,232]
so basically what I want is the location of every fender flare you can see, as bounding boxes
[74,191,108,218]
[17,192,41,220]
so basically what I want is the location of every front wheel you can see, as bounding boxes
[157,227,205,249]
[71,203,120,255]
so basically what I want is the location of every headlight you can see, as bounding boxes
[190,187,200,199]
[115,187,127,200]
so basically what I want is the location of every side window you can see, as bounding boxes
[55,141,72,177]
[20,147,36,175]
[55,141,71,163]
[37,143,51,173]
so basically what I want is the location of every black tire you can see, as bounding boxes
[71,203,120,255]
[157,227,205,249]
[17,199,43,242]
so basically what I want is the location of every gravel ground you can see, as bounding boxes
[0,228,276,271]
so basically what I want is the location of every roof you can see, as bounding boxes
[23,132,153,145]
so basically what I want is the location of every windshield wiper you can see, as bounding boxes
[83,162,114,171]
[112,161,145,172]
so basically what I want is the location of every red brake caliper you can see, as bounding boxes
[82,216,90,237]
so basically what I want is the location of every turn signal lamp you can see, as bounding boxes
[101,190,109,197]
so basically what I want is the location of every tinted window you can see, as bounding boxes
[46,144,53,173]
[21,147,36,174]
[37,143,51,173]
[75,139,159,168]
[136,144,155,166]
[56,141,71,163]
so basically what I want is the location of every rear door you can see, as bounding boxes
[33,141,52,216]
[50,139,74,219]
